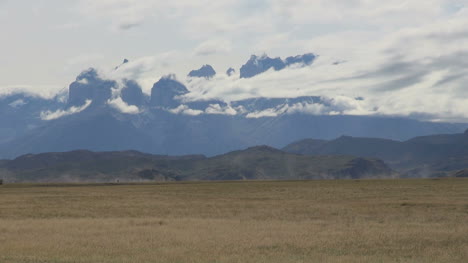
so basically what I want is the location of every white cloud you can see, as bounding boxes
[0,85,64,99]
[205,103,237,115]
[77,78,89,84]
[244,99,366,119]
[169,105,203,116]
[194,39,232,56]
[102,77,141,114]
[286,102,328,115]
[98,51,185,95]
[246,106,287,118]
[107,97,140,114]
[66,54,104,66]
[40,100,92,120]
[65,2,468,123]
[4,0,468,123]
[8,99,27,108]
[172,7,468,122]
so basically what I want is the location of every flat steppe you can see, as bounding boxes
[1,179,467,262]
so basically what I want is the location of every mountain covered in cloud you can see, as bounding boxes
[240,53,316,78]
[188,65,216,78]
[1,53,467,159]
[0,92,65,144]
[151,74,189,108]
[226,67,236,76]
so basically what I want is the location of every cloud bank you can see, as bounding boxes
[40,100,92,120]
[3,0,468,122]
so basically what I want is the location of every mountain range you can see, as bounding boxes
[3,129,468,182]
[283,129,468,177]
[1,53,467,159]
[0,146,395,183]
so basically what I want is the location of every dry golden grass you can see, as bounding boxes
[1,179,468,262]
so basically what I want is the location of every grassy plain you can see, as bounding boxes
[1,179,468,262]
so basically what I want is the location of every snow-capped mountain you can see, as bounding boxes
[1,53,467,159]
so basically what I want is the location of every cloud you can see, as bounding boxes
[77,0,151,31]
[286,102,328,115]
[0,85,65,99]
[166,103,239,116]
[77,78,89,84]
[107,97,140,114]
[169,105,203,116]
[12,0,467,123]
[244,98,369,119]
[98,51,184,95]
[173,8,468,122]
[118,21,142,30]
[194,39,232,56]
[8,99,27,108]
[205,103,237,115]
[246,106,287,118]
[66,54,104,66]
[52,23,82,30]
[82,5,468,123]
[40,100,92,120]
[101,77,141,114]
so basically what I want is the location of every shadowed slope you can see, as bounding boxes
[0,146,394,183]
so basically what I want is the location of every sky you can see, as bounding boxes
[1,0,468,122]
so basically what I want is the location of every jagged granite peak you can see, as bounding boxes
[284,53,316,66]
[68,68,116,107]
[240,53,317,78]
[188,65,216,78]
[115,59,130,70]
[121,80,145,107]
[150,74,189,108]
[240,54,286,78]
[226,67,236,76]
[76,68,99,82]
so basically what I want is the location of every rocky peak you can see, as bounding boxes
[188,65,216,79]
[240,54,285,78]
[76,68,99,82]
[121,80,145,107]
[150,75,189,108]
[115,59,130,70]
[226,67,236,76]
[284,53,316,66]
[239,53,317,79]
[68,68,115,107]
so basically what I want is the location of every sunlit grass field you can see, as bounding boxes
[1,179,468,262]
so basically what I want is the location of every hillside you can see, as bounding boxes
[179,146,394,180]
[283,130,468,176]
[0,147,395,183]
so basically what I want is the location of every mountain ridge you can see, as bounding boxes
[0,147,395,183]
[283,131,468,177]
[1,54,468,159]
